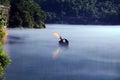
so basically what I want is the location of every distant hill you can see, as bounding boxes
[34,0,120,25]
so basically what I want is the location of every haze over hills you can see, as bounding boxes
[34,0,120,25]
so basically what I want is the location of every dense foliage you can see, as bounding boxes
[0,48,11,75]
[34,0,120,25]
[0,0,11,76]
[8,0,46,28]
[0,0,10,6]
[0,22,11,76]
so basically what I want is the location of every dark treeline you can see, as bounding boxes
[34,0,120,25]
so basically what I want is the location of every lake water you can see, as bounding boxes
[4,24,120,80]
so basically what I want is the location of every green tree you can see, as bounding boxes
[9,0,46,28]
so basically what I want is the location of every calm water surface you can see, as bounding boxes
[4,24,120,80]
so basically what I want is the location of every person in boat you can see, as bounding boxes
[52,32,69,46]
[59,36,69,46]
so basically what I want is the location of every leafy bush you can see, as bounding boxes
[0,36,11,76]
[0,24,11,76]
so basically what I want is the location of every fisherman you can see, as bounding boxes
[59,36,69,46]
[53,32,69,46]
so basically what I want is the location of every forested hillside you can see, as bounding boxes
[34,0,120,25]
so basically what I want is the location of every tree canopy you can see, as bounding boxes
[0,0,10,6]
[34,0,120,25]
[8,0,46,28]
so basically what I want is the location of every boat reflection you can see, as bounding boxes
[52,45,68,60]
[52,47,61,59]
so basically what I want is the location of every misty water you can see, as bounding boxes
[4,24,120,80]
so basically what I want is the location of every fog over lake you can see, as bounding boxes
[4,24,120,80]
